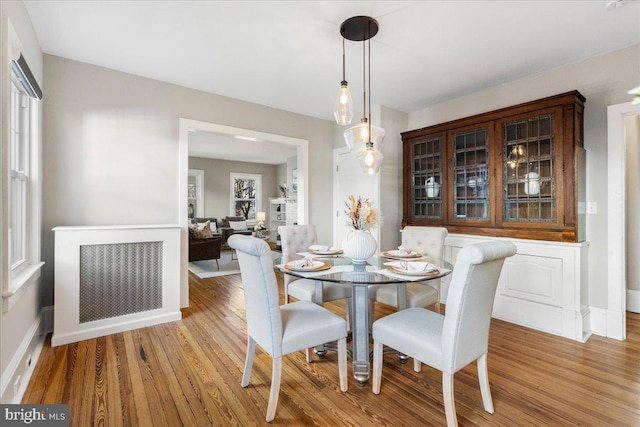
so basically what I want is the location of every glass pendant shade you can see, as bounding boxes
[358,144,384,174]
[343,118,386,151]
[334,82,354,125]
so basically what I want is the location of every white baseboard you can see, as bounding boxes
[51,311,181,347]
[589,307,607,337]
[627,288,640,313]
[0,306,49,404]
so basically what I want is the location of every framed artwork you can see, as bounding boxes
[230,172,262,219]
[188,169,204,219]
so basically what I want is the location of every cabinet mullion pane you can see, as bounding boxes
[411,136,442,219]
[503,114,555,222]
[453,128,489,221]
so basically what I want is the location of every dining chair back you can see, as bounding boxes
[229,234,348,422]
[372,240,517,427]
[278,224,352,305]
[279,224,318,296]
[369,226,448,326]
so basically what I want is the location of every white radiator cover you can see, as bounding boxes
[52,225,181,346]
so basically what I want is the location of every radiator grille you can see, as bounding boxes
[79,241,163,323]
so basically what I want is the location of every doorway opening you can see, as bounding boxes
[178,119,309,307]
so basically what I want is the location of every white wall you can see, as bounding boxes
[408,44,640,310]
[626,114,640,293]
[42,55,336,306]
[0,0,43,403]
[188,156,278,223]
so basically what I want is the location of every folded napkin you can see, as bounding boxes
[384,261,437,272]
[291,257,315,268]
[397,246,412,255]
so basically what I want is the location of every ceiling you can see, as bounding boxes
[188,131,297,165]
[24,0,640,163]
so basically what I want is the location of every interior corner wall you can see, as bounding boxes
[188,157,278,222]
[625,114,640,292]
[379,105,408,251]
[276,164,287,192]
[41,54,336,307]
[407,44,640,311]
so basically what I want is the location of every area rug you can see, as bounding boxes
[188,249,281,278]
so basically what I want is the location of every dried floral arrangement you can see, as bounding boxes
[344,195,379,231]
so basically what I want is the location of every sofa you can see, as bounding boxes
[189,218,222,267]
[219,216,253,247]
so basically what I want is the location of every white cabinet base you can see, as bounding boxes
[444,234,590,342]
[52,225,182,346]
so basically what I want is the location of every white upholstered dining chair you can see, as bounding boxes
[229,234,348,422]
[372,240,517,427]
[278,224,352,305]
[368,226,448,315]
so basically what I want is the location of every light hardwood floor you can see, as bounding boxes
[24,272,640,426]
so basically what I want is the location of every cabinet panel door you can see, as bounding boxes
[448,122,495,226]
[407,134,446,222]
[496,107,564,229]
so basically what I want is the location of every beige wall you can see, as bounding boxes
[0,0,43,402]
[42,54,336,306]
[626,114,640,293]
[188,156,278,223]
[408,44,640,309]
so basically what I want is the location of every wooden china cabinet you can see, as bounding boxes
[402,91,586,243]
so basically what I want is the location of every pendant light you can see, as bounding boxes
[339,16,385,173]
[358,34,383,174]
[333,38,354,125]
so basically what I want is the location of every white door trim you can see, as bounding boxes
[606,101,640,340]
[179,119,309,307]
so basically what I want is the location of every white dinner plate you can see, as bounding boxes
[383,250,422,258]
[309,249,343,255]
[284,261,331,271]
[387,266,440,276]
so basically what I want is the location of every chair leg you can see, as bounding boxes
[266,357,282,422]
[477,353,494,414]
[337,337,348,392]
[215,259,220,270]
[414,358,422,372]
[305,348,313,363]
[372,339,383,394]
[442,372,458,427]
[241,336,256,387]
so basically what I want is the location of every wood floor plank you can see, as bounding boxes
[22,269,640,426]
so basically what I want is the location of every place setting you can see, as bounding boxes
[384,260,440,276]
[283,256,332,272]
[297,244,344,258]
[382,245,422,259]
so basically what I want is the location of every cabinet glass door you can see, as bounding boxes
[452,128,489,221]
[503,114,555,222]
[411,136,443,219]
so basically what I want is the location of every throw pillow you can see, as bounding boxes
[191,220,212,239]
[229,220,248,231]
[209,221,217,233]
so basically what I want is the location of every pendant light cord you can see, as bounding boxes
[368,33,372,145]
[362,39,366,123]
[341,38,346,84]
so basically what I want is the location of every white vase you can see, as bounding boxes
[342,229,377,263]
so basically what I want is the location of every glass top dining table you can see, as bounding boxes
[276,254,453,384]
